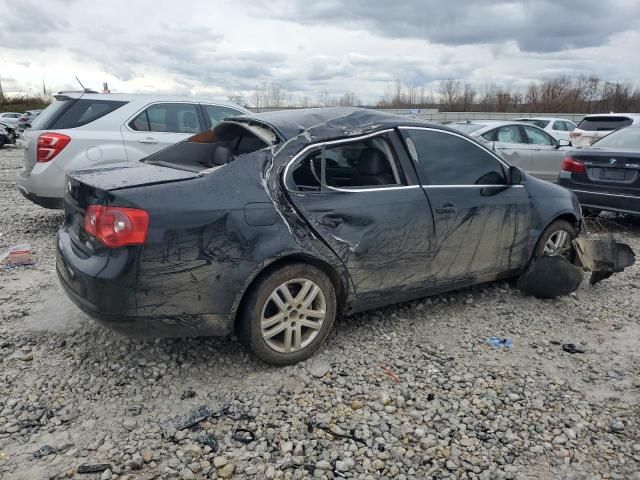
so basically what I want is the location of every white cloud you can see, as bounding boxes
[1,0,638,104]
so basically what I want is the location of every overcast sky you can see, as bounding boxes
[1,0,639,103]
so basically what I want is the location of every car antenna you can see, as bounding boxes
[75,76,89,93]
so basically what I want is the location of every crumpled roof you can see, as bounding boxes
[231,107,442,142]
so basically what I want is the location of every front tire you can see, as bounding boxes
[535,219,577,262]
[238,263,337,366]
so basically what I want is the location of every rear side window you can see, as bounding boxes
[483,126,524,144]
[204,105,243,127]
[577,116,633,131]
[48,99,128,129]
[130,103,201,133]
[405,129,506,186]
[291,137,404,191]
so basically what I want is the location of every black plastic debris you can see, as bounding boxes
[574,238,636,285]
[562,343,586,354]
[180,388,196,400]
[162,402,229,438]
[232,428,255,444]
[517,255,584,299]
[196,432,219,452]
[306,419,367,446]
[77,464,112,474]
[32,445,56,459]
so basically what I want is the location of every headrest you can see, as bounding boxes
[355,148,389,175]
[212,144,233,165]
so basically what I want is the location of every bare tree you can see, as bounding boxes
[438,79,462,111]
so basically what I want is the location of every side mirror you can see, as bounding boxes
[557,139,570,148]
[509,165,523,185]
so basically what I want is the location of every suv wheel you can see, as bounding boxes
[238,263,336,366]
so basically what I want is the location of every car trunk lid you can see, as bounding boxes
[64,163,199,252]
[569,149,640,193]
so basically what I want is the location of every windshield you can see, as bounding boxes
[449,123,484,134]
[577,116,633,132]
[593,127,640,149]
[522,119,550,128]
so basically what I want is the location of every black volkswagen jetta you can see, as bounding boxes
[558,125,640,216]
[57,108,583,365]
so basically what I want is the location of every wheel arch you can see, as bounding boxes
[231,253,350,331]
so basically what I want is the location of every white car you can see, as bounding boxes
[570,113,640,148]
[514,117,577,142]
[0,112,22,127]
[18,93,250,208]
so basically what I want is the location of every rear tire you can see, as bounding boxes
[238,263,336,366]
[0,137,5,149]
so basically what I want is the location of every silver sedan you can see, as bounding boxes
[449,120,571,182]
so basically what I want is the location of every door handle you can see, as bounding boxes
[436,203,457,214]
[320,215,342,228]
[137,137,158,145]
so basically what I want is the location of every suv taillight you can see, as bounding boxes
[37,133,71,162]
[85,205,149,248]
[561,156,586,174]
[569,131,581,138]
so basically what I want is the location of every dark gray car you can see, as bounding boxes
[56,107,597,365]
[450,120,571,182]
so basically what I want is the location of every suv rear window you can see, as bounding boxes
[577,116,633,131]
[32,99,127,130]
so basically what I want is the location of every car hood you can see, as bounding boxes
[523,172,572,198]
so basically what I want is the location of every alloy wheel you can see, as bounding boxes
[543,229,572,257]
[261,278,326,353]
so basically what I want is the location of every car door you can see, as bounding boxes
[284,131,437,304]
[401,127,533,283]
[480,125,532,171]
[521,125,566,182]
[121,102,202,160]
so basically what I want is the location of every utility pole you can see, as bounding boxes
[0,77,4,104]
[42,79,47,96]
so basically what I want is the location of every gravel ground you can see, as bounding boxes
[0,145,639,480]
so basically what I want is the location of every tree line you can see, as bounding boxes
[244,75,640,113]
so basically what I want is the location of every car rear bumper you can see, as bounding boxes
[562,186,640,215]
[56,229,234,337]
[18,163,66,208]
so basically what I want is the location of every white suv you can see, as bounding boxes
[570,113,640,148]
[17,92,250,208]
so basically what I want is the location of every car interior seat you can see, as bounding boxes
[353,148,394,186]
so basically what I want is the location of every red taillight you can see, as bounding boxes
[561,156,586,174]
[569,131,581,138]
[84,205,149,248]
[37,132,71,162]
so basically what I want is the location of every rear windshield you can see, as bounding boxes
[29,101,69,130]
[593,127,640,149]
[449,123,484,134]
[144,122,275,172]
[31,98,128,130]
[522,119,550,128]
[577,116,633,132]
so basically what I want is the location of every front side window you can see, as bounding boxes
[204,105,244,127]
[291,137,404,191]
[129,103,201,133]
[405,129,506,186]
[522,126,554,145]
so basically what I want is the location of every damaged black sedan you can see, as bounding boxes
[56,108,629,365]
